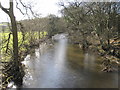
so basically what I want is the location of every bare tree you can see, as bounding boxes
[0,0,24,88]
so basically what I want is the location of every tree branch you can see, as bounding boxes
[5,33,12,53]
[0,2,9,14]
[18,0,35,18]
[15,0,25,15]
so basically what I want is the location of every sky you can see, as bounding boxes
[0,0,62,22]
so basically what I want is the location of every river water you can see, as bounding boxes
[22,34,118,88]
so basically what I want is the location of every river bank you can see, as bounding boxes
[1,36,52,89]
[68,35,120,73]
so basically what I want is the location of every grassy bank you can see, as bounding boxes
[0,31,47,62]
[0,31,47,89]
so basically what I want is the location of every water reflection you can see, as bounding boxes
[84,53,95,70]
[54,38,68,68]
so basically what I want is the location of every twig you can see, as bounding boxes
[5,33,12,53]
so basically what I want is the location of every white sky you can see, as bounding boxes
[0,0,62,22]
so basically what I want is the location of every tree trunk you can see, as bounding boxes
[9,1,19,66]
[10,15,19,65]
[9,2,24,87]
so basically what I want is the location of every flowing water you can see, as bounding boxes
[22,34,118,88]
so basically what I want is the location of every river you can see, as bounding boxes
[22,34,118,88]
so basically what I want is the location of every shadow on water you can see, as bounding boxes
[22,34,118,88]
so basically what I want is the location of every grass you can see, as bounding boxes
[0,31,47,62]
